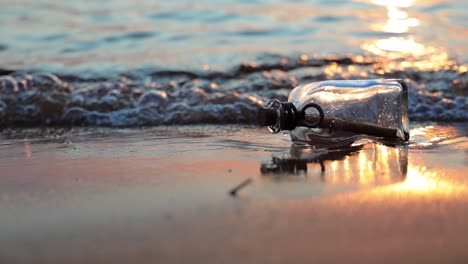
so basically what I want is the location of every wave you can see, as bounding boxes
[0,54,466,127]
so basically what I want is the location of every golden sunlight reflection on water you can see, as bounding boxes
[409,124,465,148]
[260,122,466,200]
[389,166,465,195]
[360,0,459,72]
[371,0,416,7]
[261,143,408,187]
[323,144,407,185]
[354,162,468,202]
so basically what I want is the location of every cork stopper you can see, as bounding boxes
[257,107,278,126]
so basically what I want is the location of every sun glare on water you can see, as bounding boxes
[371,0,416,7]
[383,166,466,196]
[361,0,453,71]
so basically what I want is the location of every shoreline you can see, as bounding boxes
[0,124,466,263]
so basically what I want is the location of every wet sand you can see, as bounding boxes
[0,124,467,263]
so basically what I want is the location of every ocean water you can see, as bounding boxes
[0,0,466,126]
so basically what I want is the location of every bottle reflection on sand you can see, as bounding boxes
[260,142,408,187]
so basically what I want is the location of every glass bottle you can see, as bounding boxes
[258,79,409,145]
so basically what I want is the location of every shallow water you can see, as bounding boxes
[0,0,467,71]
[0,124,466,263]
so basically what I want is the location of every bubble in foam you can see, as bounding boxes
[138,90,168,108]
[32,72,64,90]
[0,76,19,94]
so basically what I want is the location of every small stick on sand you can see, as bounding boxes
[229,178,253,196]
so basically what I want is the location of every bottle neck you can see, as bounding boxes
[257,100,300,133]
[258,99,324,134]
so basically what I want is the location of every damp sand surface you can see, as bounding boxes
[0,124,467,263]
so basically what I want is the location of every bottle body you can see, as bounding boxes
[287,79,409,145]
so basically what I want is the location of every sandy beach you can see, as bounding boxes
[0,124,466,263]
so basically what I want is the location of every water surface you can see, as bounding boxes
[0,0,467,72]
